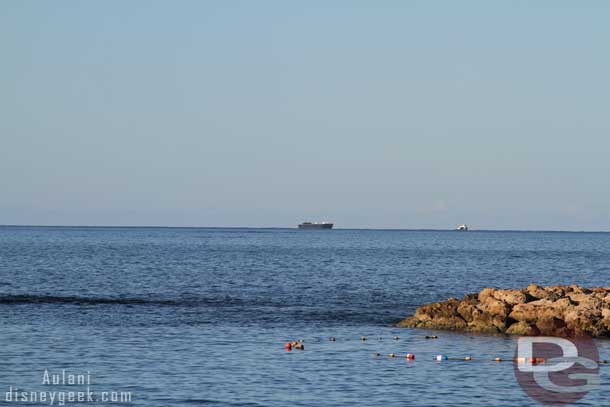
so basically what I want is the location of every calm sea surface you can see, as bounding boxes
[1,226,609,406]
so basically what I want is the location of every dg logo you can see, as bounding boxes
[514,336,600,405]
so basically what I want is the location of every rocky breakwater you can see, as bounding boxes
[397,284,610,337]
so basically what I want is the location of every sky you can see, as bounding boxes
[1,1,610,230]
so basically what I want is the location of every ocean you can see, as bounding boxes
[1,226,609,406]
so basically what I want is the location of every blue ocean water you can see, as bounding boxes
[0,226,609,406]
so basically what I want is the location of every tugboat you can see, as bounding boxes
[298,221,334,229]
[455,224,468,231]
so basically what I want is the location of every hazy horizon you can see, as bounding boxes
[3,224,610,233]
[2,1,610,231]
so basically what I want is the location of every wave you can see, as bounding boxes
[0,294,247,306]
[0,294,415,326]
[153,398,263,407]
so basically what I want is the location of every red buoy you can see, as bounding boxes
[529,357,537,364]
[285,342,292,351]
[406,353,415,360]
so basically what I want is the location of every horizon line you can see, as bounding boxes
[1,224,609,233]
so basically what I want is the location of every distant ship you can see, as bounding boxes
[455,224,469,231]
[298,221,334,229]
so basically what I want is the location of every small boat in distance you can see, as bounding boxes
[455,224,469,231]
[298,221,334,229]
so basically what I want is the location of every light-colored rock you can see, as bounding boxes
[477,296,509,318]
[506,321,534,335]
[493,289,527,305]
[478,288,497,303]
[569,293,591,303]
[509,299,558,323]
[457,299,478,323]
[544,286,567,301]
[396,284,610,338]
[527,283,547,299]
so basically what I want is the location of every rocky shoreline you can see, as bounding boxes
[397,284,610,338]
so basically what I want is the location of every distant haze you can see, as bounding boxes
[2,1,610,230]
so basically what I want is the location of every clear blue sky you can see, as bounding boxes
[2,1,609,230]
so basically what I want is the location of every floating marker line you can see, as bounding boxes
[282,337,610,367]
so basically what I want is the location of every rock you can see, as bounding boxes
[569,293,591,303]
[457,298,478,322]
[543,285,567,301]
[590,288,609,299]
[478,288,497,303]
[535,317,570,336]
[552,297,575,314]
[493,289,527,305]
[576,296,602,312]
[477,296,510,318]
[564,299,603,336]
[396,284,610,338]
[569,285,591,295]
[506,321,534,335]
[414,298,462,321]
[417,316,468,331]
[468,318,502,334]
[564,314,601,336]
[395,316,420,328]
[600,309,610,331]
[509,299,559,323]
[527,284,547,300]
[397,299,467,330]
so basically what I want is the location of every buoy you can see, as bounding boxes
[425,335,439,339]
[393,336,400,340]
[389,353,396,358]
[464,356,472,361]
[406,353,415,360]
[298,339,304,343]
[373,352,381,357]
[295,343,304,350]
[494,357,503,362]
[435,355,448,361]
[291,341,298,347]
[529,357,537,364]
[285,342,292,351]
[378,337,383,341]
[360,336,367,341]
[329,337,336,342]
[536,357,545,364]
[600,360,608,364]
